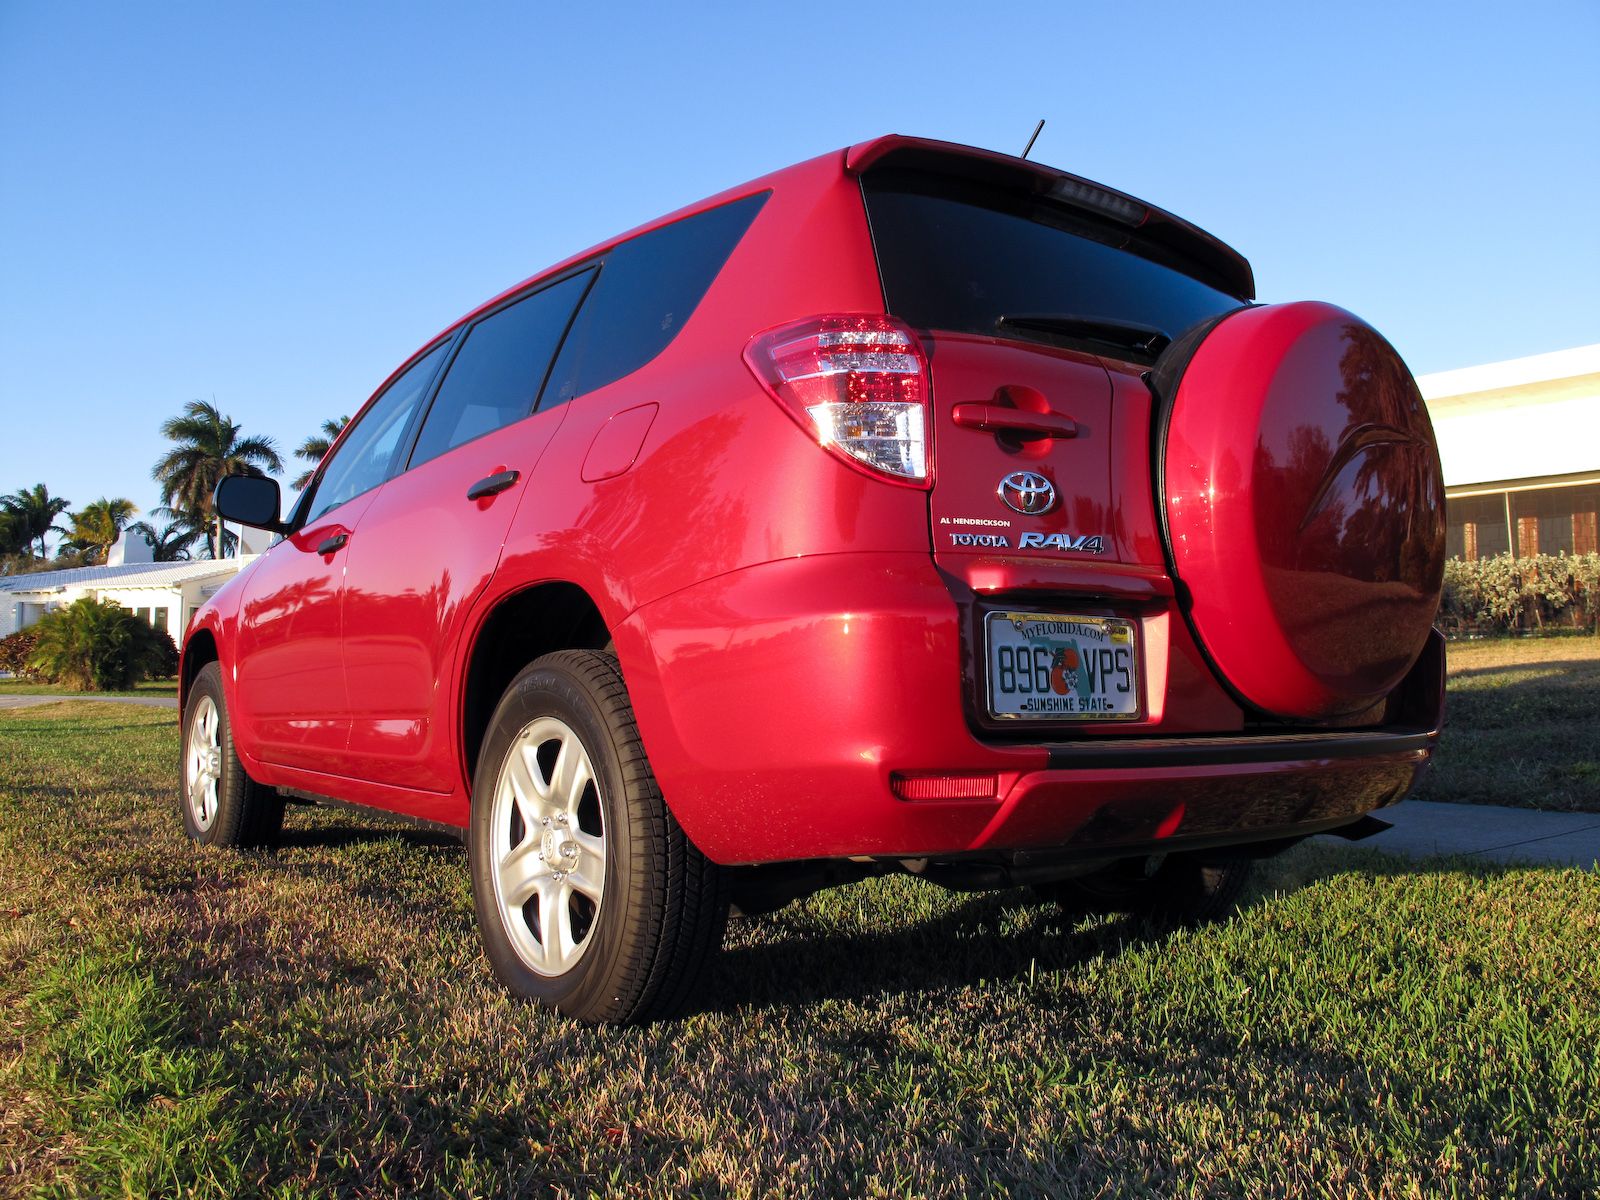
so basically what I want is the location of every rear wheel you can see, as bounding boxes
[180,661,284,848]
[1036,854,1253,926]
[468,650,727,1024]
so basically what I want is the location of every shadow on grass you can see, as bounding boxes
[703,889,1180,1013]
[1422,654,1600,811]
[14,779,176,807]
[37,797,1586,1196]
[258,809,1570,1019]
[699,846,1557,1015]
[173,802,1574,1022]
[0,720,170,736]
[1448,657,1600,683]
[274,823,462,852]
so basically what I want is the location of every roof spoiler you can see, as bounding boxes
[845,135,1255,301]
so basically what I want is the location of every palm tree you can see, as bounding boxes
[293,416,350,491]
[60,497,138,564]
[127,509,206,562]
[0,507,21,557]
[151,401,282,559]
[0,483,72,558]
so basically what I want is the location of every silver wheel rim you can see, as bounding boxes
[185,695,222,832]
[490,716,607,977]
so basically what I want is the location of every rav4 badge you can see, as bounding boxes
[1019,531,1106,554]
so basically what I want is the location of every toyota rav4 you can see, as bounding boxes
[185,135,1446,1024]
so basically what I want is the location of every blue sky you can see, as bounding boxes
[2,0,1596,531]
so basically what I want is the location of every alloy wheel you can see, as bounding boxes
[489,716,607,976]
[185,694,222,831]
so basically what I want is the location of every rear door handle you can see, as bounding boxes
[466,469,520,501]
[316,532,349,555]
[951,403,1078,439]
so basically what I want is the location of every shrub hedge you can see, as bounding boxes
[23,597,180,691]
[0,627,43,680]
[1440,552,1600,635]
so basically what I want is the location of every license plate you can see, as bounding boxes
[985,611,1140,720]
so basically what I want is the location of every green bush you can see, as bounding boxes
[1440,552,1600,635]
[26,598,180,691]
[0,628,43,680]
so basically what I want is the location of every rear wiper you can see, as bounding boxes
[996,313,1172,358]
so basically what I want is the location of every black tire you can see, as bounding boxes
[468,650,727,1025]
[1035,854,1253,926]
[179,661,284,848]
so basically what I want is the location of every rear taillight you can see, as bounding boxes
[743,314,931,486]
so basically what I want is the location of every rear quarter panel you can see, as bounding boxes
[493,150,930,620]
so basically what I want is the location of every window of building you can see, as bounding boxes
[1516,515,1540,557]
[1506,484,1600,558]
[153,607,169,631]
[135,607,150,622]
[1446,492,1509,560]
[1576,511,1599,556]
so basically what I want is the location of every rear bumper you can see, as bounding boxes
[615,551,1439,866]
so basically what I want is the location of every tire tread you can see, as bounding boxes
[474,650,725,1024]
[182,662,284,850]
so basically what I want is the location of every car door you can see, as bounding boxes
[338,268,594,794]
[232,339,450,772]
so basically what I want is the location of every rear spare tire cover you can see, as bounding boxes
[1160,301,1444,719]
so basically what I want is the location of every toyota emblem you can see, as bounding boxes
[998,471,1056,515]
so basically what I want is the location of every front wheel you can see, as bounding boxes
[468,650,727,1024]
[180,661,284,848]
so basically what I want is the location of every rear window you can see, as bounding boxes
[862,170,1244,356]
[542,191,768,408]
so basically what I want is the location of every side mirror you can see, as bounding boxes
[214,474,286,532]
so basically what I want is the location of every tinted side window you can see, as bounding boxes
[409,270,593,469]
[307,341,448,522]
[543,192,767,408]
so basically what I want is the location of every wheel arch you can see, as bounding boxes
[458,580,615,790]
[179,627,219,711]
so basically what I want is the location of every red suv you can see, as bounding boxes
[189,135,1445,1024]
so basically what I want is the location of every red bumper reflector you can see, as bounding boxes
[891,773,999,802]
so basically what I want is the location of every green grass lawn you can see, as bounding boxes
[0,677,178,698]
[1418,634,1600,812]
[1,703,1595,1198]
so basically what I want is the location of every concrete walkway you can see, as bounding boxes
[1322,800,1600,869]
[0,693,178,710]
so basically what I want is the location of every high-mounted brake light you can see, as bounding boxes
[743,314,931,486]
[1047,177,1146,226]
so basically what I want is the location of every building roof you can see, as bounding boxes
[0,556,255,594]
[1418,343,1600,490]
[1417,343,1600,404]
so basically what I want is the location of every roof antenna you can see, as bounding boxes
[1020,119,1045,160]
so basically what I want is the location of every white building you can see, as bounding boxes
[1418,343,1600,560]
[0,529,257,644]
